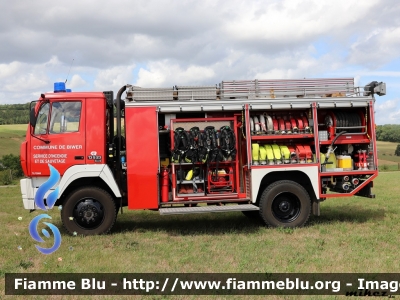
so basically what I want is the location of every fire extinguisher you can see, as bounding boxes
[161,167,170,202]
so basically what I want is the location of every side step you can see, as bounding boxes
[159,204,259,215]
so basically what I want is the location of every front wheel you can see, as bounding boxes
[61,187,117,235]
[259,180,311,228]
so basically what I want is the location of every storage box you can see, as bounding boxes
[337,155,352,170]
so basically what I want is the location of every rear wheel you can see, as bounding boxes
[61,187,117,235]
[259,180,311,227]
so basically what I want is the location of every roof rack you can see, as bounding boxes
[221,78,355,99]
[126,78,358,102]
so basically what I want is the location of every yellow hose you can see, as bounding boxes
[252,143,260,164]
[272,144,281,161]
[280,145,290,161]
[259,145,267,164]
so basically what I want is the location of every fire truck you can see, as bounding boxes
[20,78,386,235]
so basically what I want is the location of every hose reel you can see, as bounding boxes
[325,111,364,138]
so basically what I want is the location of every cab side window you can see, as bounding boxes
[49,102,82,134]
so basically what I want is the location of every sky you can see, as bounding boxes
[0,0,399,124]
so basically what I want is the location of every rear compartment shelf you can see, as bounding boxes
[169,117,241,202]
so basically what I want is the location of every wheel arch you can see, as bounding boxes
[55,164,121,207]
[55,177,120,207]
[252,169,318,206]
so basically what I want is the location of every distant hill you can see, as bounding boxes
[0,103,30,125]
[1,103,400,143]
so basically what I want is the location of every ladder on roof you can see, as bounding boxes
[222,78,355,99]
[125,78,356,102]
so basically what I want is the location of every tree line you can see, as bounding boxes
[1,103,400,142]
[0,103,118,125]
[0,103,30,125]
[376,125,400,143]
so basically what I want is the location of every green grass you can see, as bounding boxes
[1,126,400,299]
[0,124,27,157]
[1,173,400,299]
[376,141,400,171]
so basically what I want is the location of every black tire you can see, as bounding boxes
[259,180,311,227]
[61,187,117,235]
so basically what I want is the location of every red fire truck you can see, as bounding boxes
[20,78,386,235]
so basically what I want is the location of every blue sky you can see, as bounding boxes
[0,0,399,124]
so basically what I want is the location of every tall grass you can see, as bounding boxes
[1,127,400,299]
[1,172,400,299]
[0,124,27,157]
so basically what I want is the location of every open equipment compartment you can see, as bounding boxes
[169,117,240,202]
[315,104,378,199]
[249,108,316,166]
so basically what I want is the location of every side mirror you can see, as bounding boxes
[29,102,37,128]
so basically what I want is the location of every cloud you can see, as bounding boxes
[68,75,87,89]
[375,99,400,124]
[135,61,215,87]
[0,59,52,102]
[94,64,136,91]
[348,27,400,68]
[0,0,398,126]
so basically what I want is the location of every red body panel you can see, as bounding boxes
[85,97,107,166]
[125,106,159,209]
[26,92,106,176]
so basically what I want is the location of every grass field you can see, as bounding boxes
[1,172,400,299]
[1,125,400,299]
[0,124,27,157]
[377,141,400,171]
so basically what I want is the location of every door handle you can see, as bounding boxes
[74,156,84,160]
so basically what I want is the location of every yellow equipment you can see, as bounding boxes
[252,143,260,165]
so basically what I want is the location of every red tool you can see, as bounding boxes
[296,145,306,162]
[302,116,310,133]
[297,118,304,131]
[354,150,368,170]
[161,167,170,202]
[285,120,291,133]
[279,119,285,133]
[303,145,313,162]
[290,118,298,133]
[272,118,279,133]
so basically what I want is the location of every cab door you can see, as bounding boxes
[30,100,86,176]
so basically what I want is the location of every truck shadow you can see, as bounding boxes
[112,205,385,236]
[113,212,263,236]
